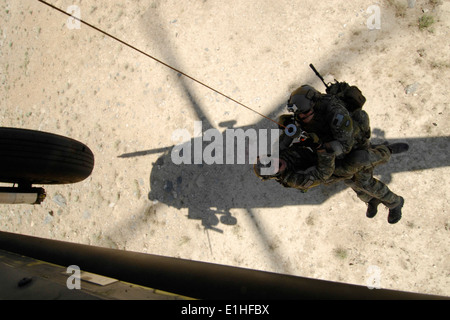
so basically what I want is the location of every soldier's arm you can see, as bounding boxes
[280,150,335,189]
[326,105,354,156]
[302,150,336,184]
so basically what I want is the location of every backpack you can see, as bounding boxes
[325,82,366,113]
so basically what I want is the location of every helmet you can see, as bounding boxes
[287,85,320,114]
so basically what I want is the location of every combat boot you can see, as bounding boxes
[366,199,381,218]
[388,197,404,224]
[386,143,409,154]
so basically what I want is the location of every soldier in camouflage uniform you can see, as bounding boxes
[256,85,407,224]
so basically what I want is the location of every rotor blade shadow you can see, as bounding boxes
[246,208,293,274]
[139,7,214,129]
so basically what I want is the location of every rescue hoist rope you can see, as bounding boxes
[37,0,286,129]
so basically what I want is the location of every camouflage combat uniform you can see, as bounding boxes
[277,143,392,191]
[277,94,403,209]
[299,95,356,156]
[340,146,403,209]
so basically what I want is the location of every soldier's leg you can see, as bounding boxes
[340,146,392,205]
[345,168,404,223]
[344,176,373,204]
[350,168,402,208]
[335,145,391,178]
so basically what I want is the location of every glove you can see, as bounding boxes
[303,133,323,149]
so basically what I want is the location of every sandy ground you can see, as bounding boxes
[1,0,449,298]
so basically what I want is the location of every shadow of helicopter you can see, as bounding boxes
[116,5,450,233]
[120,124,449,232]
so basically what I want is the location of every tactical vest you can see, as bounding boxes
[301,96,348,142]
[320,89,371,150]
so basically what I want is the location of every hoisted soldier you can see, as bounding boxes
[258,84,408,224]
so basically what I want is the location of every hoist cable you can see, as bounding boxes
[37,0,285,129]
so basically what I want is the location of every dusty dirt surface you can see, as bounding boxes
[1,0,449,298]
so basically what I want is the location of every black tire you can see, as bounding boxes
[0,127,94,185]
